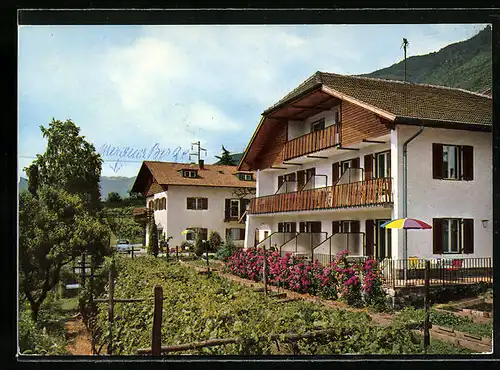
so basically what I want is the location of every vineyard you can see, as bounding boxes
[89,256,468,355]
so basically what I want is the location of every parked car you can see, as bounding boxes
[116,239,133,254]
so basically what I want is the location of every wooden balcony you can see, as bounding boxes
[133,207,151,224]
[249,177,392,214]
[282,124,340,161]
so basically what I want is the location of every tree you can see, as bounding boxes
[127,190,144,200]
[19,188,110,321]
[214,145,236,165]
[148,215,159,257]
[20,118,111,321]
[25,118,103,214]
[194,230,205,257]
[106,192,122,203]
[208,230,223,252]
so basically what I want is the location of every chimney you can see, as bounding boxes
[198,159,204,169]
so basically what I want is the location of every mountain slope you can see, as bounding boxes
[361,26,492,93]
[19,176,136,200]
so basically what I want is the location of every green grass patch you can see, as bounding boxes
[394,307,492,338]
[412,334,475,354]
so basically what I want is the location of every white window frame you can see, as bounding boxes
[279,222,295,233]
[241,174,253,181]
[375,151,391,178]
[311,118,325,132]
[184,170,198,178]
[228,228,244,241]
[442,145,463,180]
[229,199,240,218]
[443,218,463,254]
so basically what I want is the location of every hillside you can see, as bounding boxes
[19,176,137,200]
[361,26,492,93]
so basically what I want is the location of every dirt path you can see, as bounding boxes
[65,317,93,355]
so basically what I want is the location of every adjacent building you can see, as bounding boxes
[238,71,492,263]
[131,160,255,248]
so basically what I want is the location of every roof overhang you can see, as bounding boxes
[394,116,492,132]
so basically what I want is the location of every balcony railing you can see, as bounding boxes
[283,124,340,161]
[249,177,392,214]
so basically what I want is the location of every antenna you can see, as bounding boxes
[190,141,207,163]
[401,38,409,83]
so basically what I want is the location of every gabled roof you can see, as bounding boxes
[264,71,492,126]
[238,71,492,172]
[131,161,256,194]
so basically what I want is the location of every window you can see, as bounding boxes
[433,218,474,254]
[227,228,245,241]
[186,228,208,241]
[263,231,269,240]
[278,222,296,233]
[186,197,208,210]
[374,151,390,178]
[311,118,325,132]
[277,173,296,192]
[299,221,322,233]
[239,173,253,181]
[433,144,473,181]
[183,170,198,178]
[230,199,240,218]
[332,220,360,234]
[333,109,340,124]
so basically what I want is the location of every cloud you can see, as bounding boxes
[18,24,487,179]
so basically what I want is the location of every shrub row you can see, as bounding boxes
[224,248,386,308]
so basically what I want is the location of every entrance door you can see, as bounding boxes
[375,219,392,259]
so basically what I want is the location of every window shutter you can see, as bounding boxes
[239,199,245,217]
[365,220,374,257]
[364,155,373,180]
[332,162,340,185]
[351,221,360,233]
[290,222,297,233]
[225,228,230,239]
[433,218,444,254]
[202,198,208,210]
[297,170,305,190]
[352,157,360,168]
[332,221,340,234]
[187,198,192,210]
[278,223,284,233]
[299,222,306,233]
[239,228,245,241]
[224,199,230,220]
[311,222,322,233]
[462,146,474,181]
[432,143,444,179]
[278,175,284,191]
[463,219,474,254]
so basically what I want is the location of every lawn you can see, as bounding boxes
[89,257,473,355]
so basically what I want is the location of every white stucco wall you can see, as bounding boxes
[258,142,390,197]
[245,209,391,252]
[287,108,339,140]
[392,125,492,259]
[162,185,249,249]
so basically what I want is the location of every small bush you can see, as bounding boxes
[208,231,223,252]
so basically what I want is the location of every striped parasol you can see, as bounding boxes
[380,218,432,229]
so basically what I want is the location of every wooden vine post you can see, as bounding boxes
[262,244,268,295]
[205,241,210,273]
[424,260,431,353]
[176,246,179,261]
[152,285,163,356]
[107,259,115,355]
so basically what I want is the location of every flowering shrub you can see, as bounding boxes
[361,258,386,308]
[224,248,386,309]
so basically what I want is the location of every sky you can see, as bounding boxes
[18,23,488,179]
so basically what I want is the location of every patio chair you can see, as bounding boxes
[444,259,463,281]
